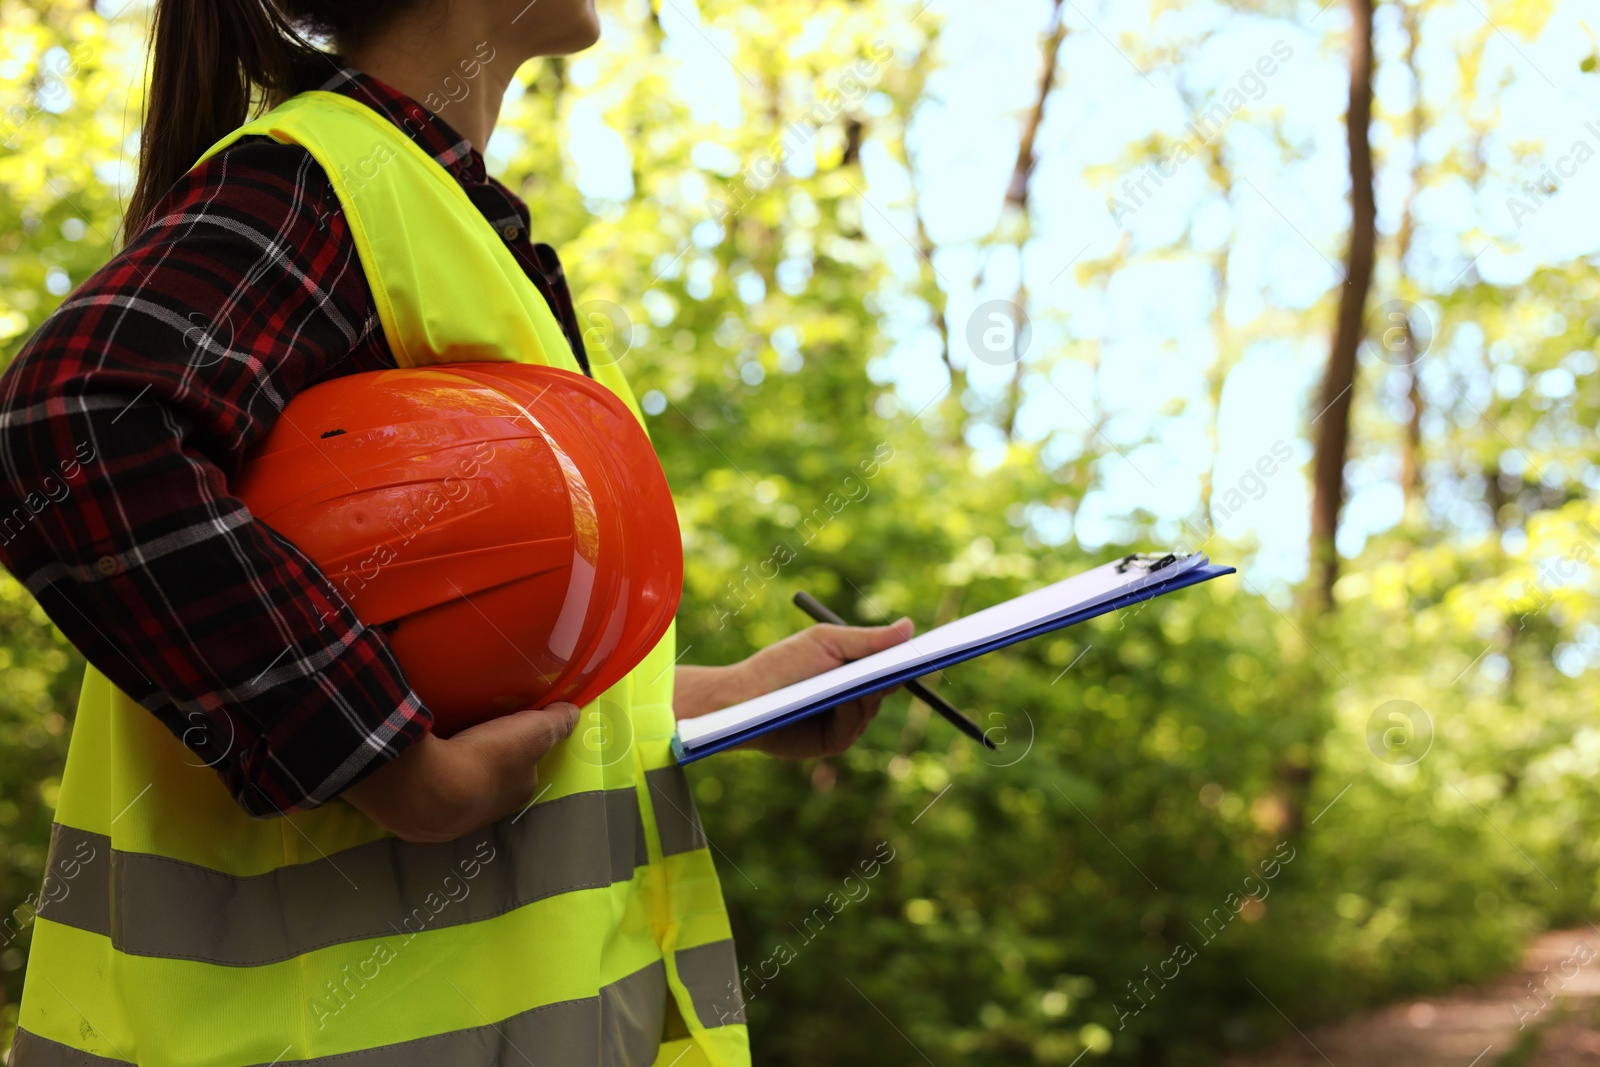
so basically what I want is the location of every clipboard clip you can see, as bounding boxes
[1116,552,1183,575]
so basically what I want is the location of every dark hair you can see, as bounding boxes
[123,0,406,240]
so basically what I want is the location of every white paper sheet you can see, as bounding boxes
[677,553,1208,749]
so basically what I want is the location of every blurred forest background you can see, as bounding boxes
[3,0,1600,1062]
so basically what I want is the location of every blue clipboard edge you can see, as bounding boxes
[672,561,1236,764]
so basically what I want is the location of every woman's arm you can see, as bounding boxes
[673,619,914,758]
[0,138,432,816]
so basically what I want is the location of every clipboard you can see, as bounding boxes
[672,552,1236,763]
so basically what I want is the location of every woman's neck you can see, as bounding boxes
[343,10,522,155]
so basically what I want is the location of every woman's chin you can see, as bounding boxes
[537,8,602,56]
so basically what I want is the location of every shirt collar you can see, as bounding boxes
[310,65,488,185]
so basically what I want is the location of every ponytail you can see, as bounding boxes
[124,0,322,240]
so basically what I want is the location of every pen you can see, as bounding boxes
[792,591,997,750]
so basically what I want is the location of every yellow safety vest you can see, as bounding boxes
[12,90,749,1067]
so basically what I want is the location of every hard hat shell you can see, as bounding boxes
[232,362,682,737]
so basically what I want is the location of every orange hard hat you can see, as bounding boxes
[232,362,682,737]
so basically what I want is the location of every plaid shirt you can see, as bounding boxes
[0,66,592,816]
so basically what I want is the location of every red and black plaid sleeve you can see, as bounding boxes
[0,67,590,817]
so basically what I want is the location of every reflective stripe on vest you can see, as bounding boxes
[15,957,671,1066]
[35,769,711,966]
[13,90,749,1067]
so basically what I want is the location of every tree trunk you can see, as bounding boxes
[1308,0,1376,612]
[1199,135,1235,519]
[1005,0,1067,212]
[1401,366,1424,506]
[1397,2,1426,517]
[998,0,1067,438]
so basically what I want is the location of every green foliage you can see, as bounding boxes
[0,577,79,1011]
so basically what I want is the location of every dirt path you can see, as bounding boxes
[1223,929,1600,1067]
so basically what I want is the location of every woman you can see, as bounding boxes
[0,1,913,1063]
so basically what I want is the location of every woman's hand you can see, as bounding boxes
[343,702,580,843]
[675,619,916,759]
